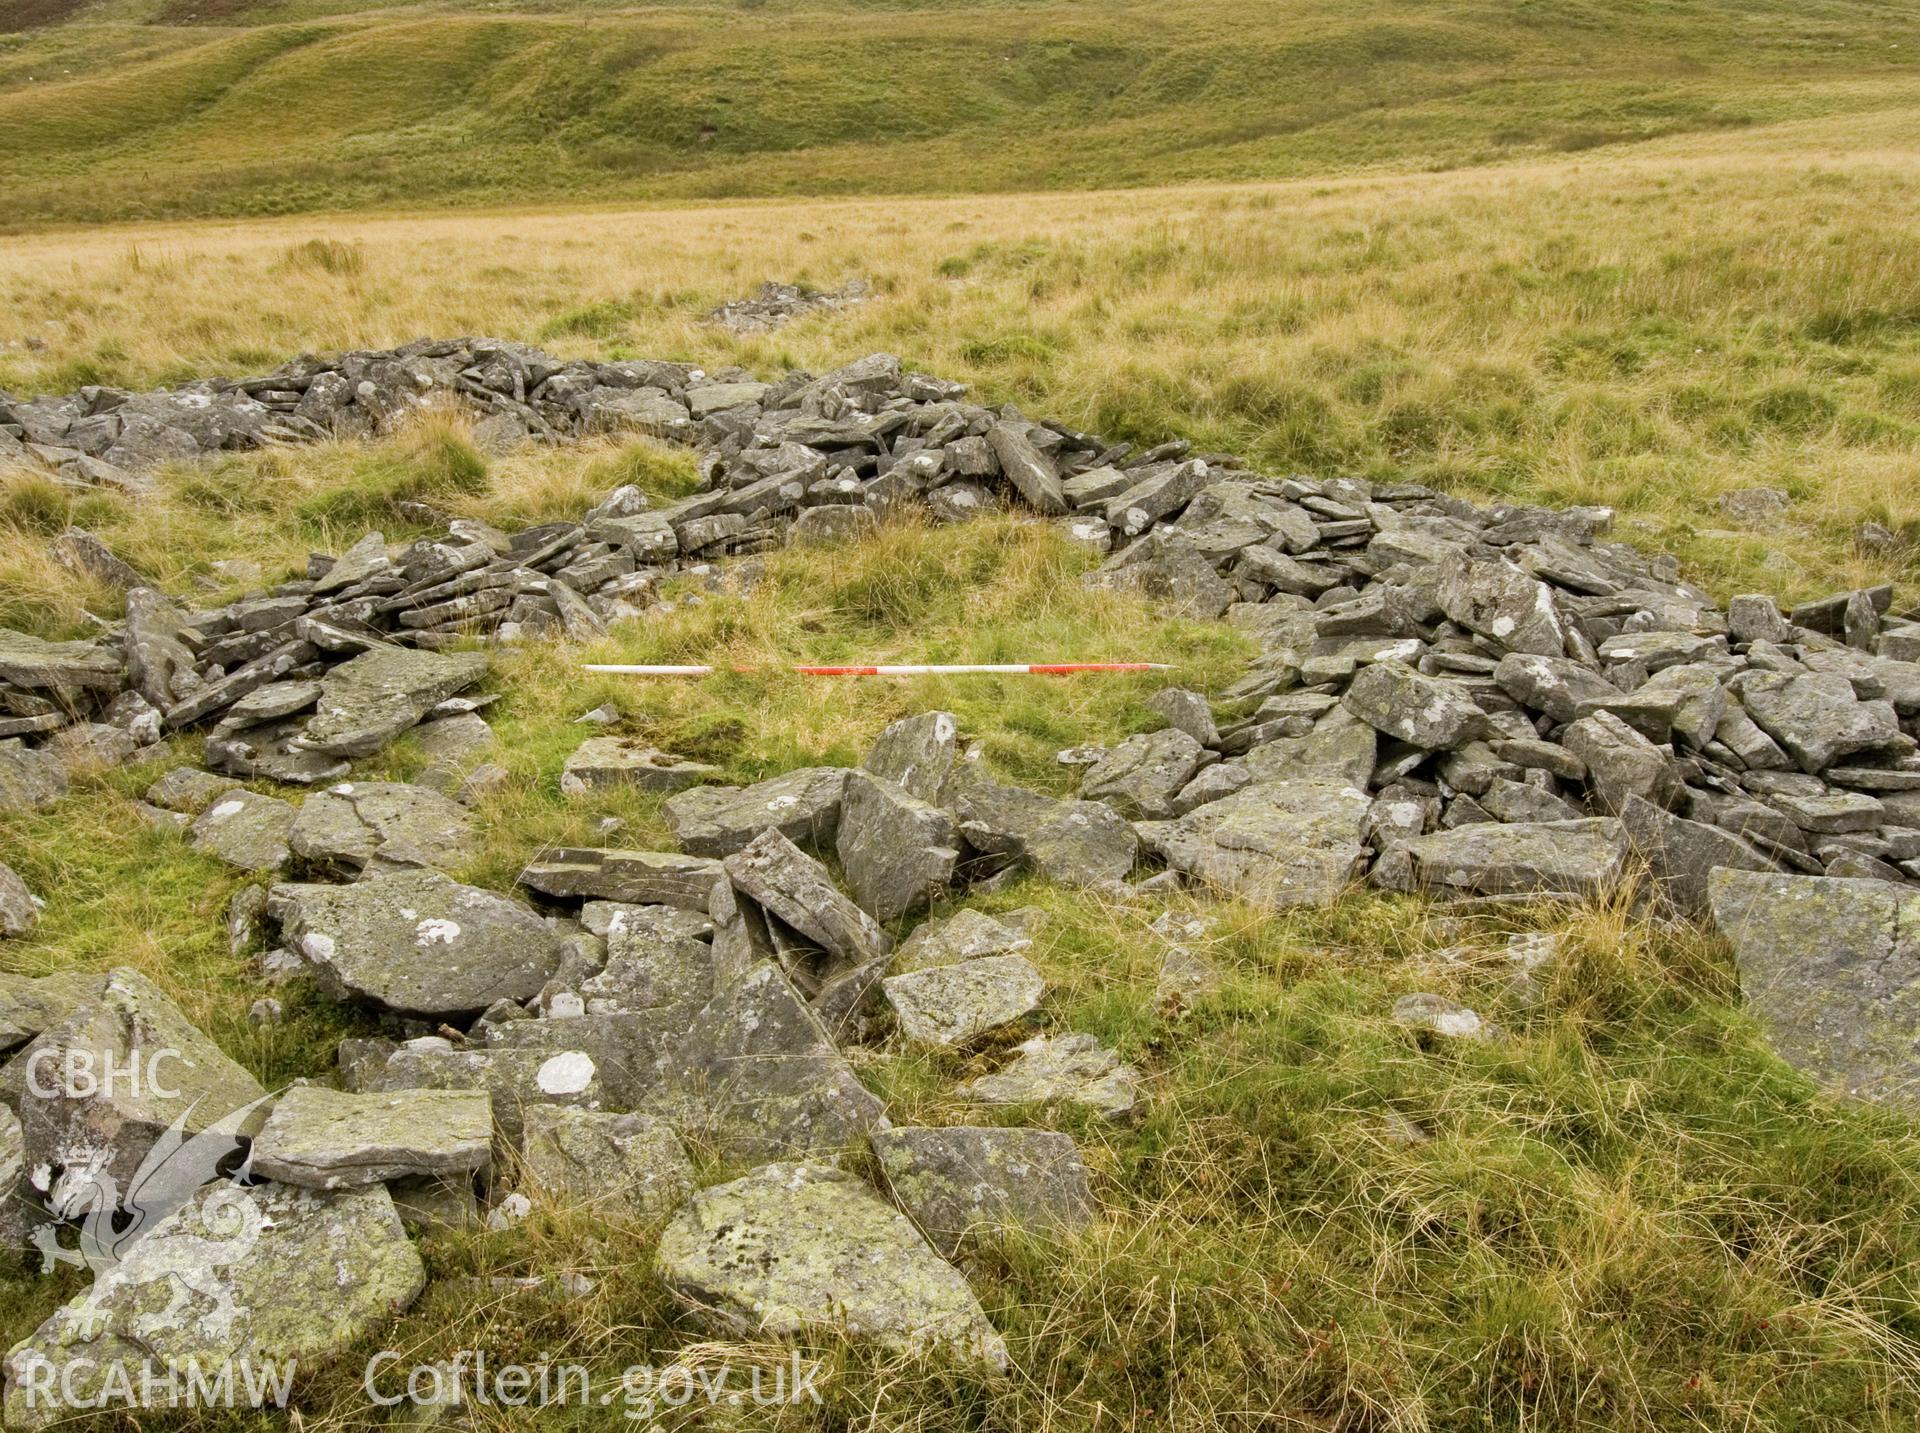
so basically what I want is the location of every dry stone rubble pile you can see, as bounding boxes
[4,340,1920,1412]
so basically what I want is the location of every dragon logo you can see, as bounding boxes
[33,1093,276,1288]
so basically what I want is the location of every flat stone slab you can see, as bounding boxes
[960,1032,1141,1119]
[883,955,1045,1047]
[560,736,719,797]
[250,1085,493,1189]
[893,908,1035,974]
[1374,818,1627,900]
[663,766,846,855]
[665,960,887,1158]
[144,766,241,815]
[188,789,295,871]
[288,779,477,874]
[3,1181,423,1429]
[1709,869,1920,1105]
[656,1161,1008,1370]
[296,645,488,759]
[365,1040,604,1146]
[269,870,566,1016]
[520,1106,693,1221]
[724,828,891,965]
[0,629,122,694]
[520,847,723,909]
[873,1125,1094,1256]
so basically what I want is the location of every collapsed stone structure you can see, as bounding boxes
[3,340,1920,1414]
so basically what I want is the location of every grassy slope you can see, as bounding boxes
[0,0,1916,223]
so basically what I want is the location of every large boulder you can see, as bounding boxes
[873,1125,1093,1257]
[188,789,296,872]
[269,871,567,1016]
[835,770,958,922]
[3,1181,424,1428]
[657,1162,1008,1369]
[1137,779,1371,909]
[1708,869,1920,1105]
[663,766,846,856]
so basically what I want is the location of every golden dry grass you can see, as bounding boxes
[5,112,1920,604]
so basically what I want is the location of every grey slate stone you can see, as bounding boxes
[288,779,477,874]
[1708,869,1920,1105]
[520,847,724,908]
[1137,778,1371,909]
[297,645,489,759]
[863,710,961,803]
[2,968,266,1217]
[873,1125,1094,1256]
[657,1161,1008,1370]
[724,828,891,965]
[250,1085,493,1189]
[269,871,567,1016]
[1,1181,423,1429]
[0,862,42,939]
[1079,728,1209,820]
[188,788,294,871]
[1374,818,1628,899]
[520,1106,693,1221]
[663,766,846,856]
[960,1032,1141,1119]
[560,736,718,796]
[836,769,958,922]
[883,955,1045,1047]
[1341,660,1488,750]
[664,960,886,1157]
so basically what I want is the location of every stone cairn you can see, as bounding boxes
[1,340,1917,1416]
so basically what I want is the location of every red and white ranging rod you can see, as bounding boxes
[583,662,1171,678]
